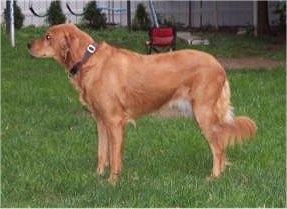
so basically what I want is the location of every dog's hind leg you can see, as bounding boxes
[192,102,228,178]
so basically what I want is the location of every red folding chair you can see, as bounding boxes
[146,27,176,54]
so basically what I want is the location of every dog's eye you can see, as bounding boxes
[45,34,51,40]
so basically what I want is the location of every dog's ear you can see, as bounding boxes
[58,33,69,64]
[60,31,80,64]
[63,31,79,52]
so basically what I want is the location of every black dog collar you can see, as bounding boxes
[69,44,97,77]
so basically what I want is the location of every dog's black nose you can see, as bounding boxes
[27,42,31,49]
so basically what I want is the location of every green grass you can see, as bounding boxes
[1,26,286,207]
[189,32,286,60]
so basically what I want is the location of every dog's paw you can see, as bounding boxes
[108,173,120,185]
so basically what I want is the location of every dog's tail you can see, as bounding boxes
[215,80,257,147]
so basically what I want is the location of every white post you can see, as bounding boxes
[10,0,15,47]
[148,0,159,28]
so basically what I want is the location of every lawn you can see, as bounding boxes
[1,26,286,207]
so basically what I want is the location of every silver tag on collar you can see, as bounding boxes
[87,44,96,54]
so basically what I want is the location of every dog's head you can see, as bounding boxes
[28,24,94,67]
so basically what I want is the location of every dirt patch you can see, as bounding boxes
[218,57,285,70]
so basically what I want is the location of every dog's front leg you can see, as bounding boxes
[96,119,109,176]
[106,118,125,184]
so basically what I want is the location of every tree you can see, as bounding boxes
[257,1,270,36]
[46,1,66,25]
[132,3,151,31]
[82,1,107,29]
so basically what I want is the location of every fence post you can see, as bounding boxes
[214,1,219,29]
[127,0,131,30]
[253,1,258,36]
[5,0,15,47]
[188,1,192,28]
[6,0,11,34]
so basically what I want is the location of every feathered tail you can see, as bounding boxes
[215,80,257,147]
[222,115,257,147]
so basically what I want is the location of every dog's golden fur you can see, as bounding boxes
[28,24,256,183]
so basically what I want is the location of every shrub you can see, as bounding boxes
[132,3,151,31]
[274,2,286,31]
[4,1,25,29]
[82,1,107,29]
[46,1,66,25]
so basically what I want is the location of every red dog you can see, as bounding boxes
[28,24,256,183]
